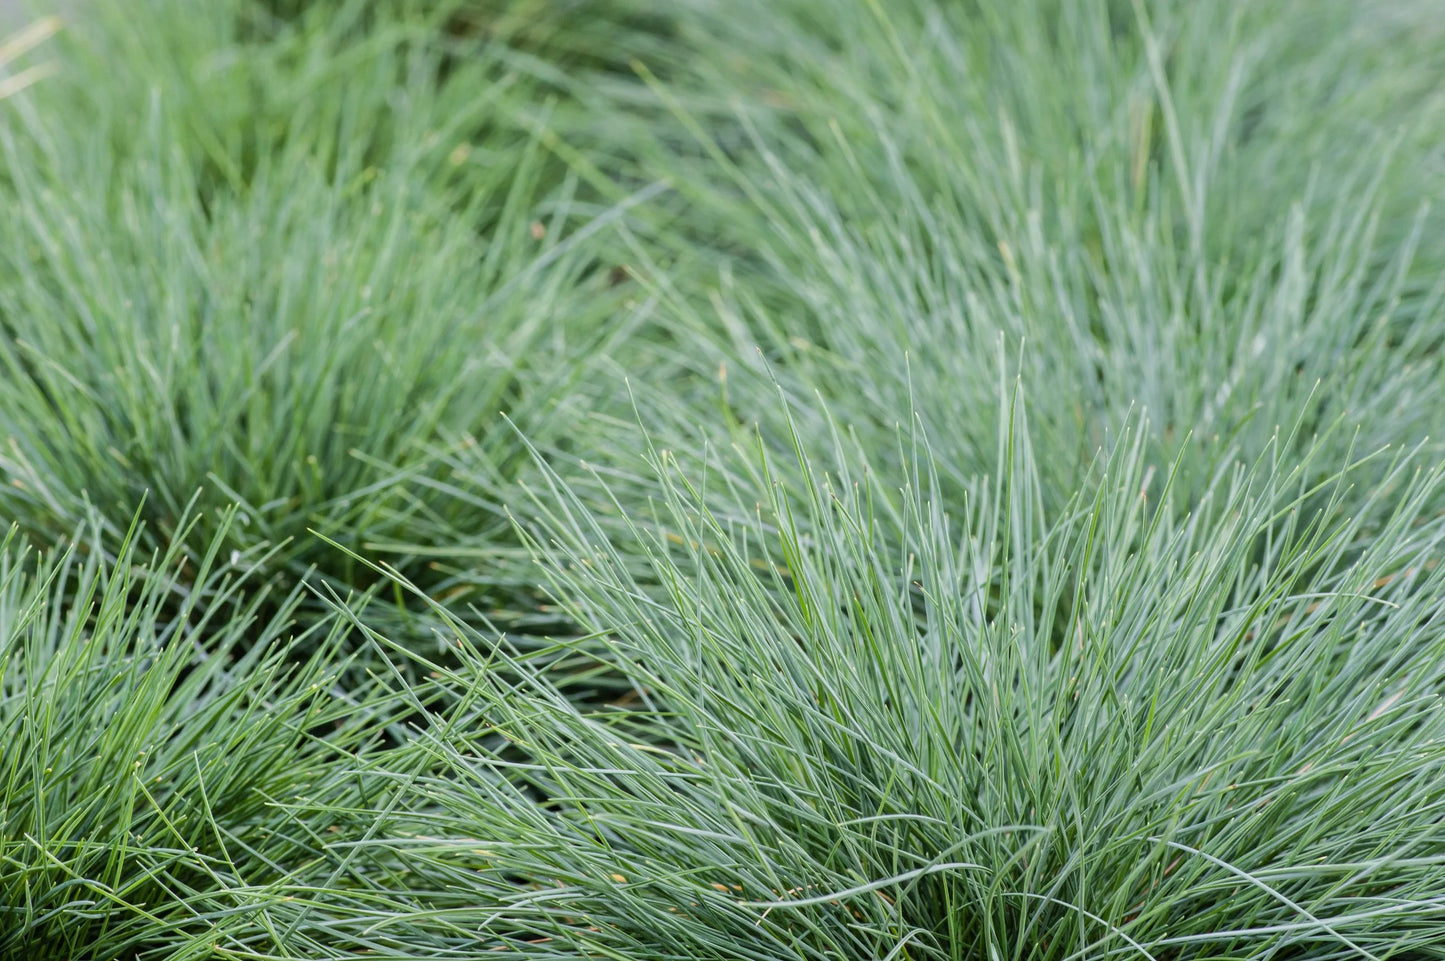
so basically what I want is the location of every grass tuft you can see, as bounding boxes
[0,1,645,612]
[336,405,1445,959]
[0,511,400,960]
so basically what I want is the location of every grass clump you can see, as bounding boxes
[335,407,1445,959]
[579,0,1445,517]
[0,513,398,960]
[0,2,646,608]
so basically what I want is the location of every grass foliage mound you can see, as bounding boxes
[0,0,1442,958]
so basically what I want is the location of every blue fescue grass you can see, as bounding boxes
[532,0,1445,520]
[326,405,1445,960]
[1,0,1444,957]
[0,511,404,960]
[0,0,652,611]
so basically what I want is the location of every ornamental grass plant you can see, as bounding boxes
[0,0,1443,958]
[565,0,1445,518]
[0,0,649,613]
[0,515,400,960]
[339,406,1445,960]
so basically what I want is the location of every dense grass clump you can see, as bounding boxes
[329,411,1445,960]
[565,0,1445,515]
[0,515,398,960]
[0,0,651,606]
[0,0,1443,957]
